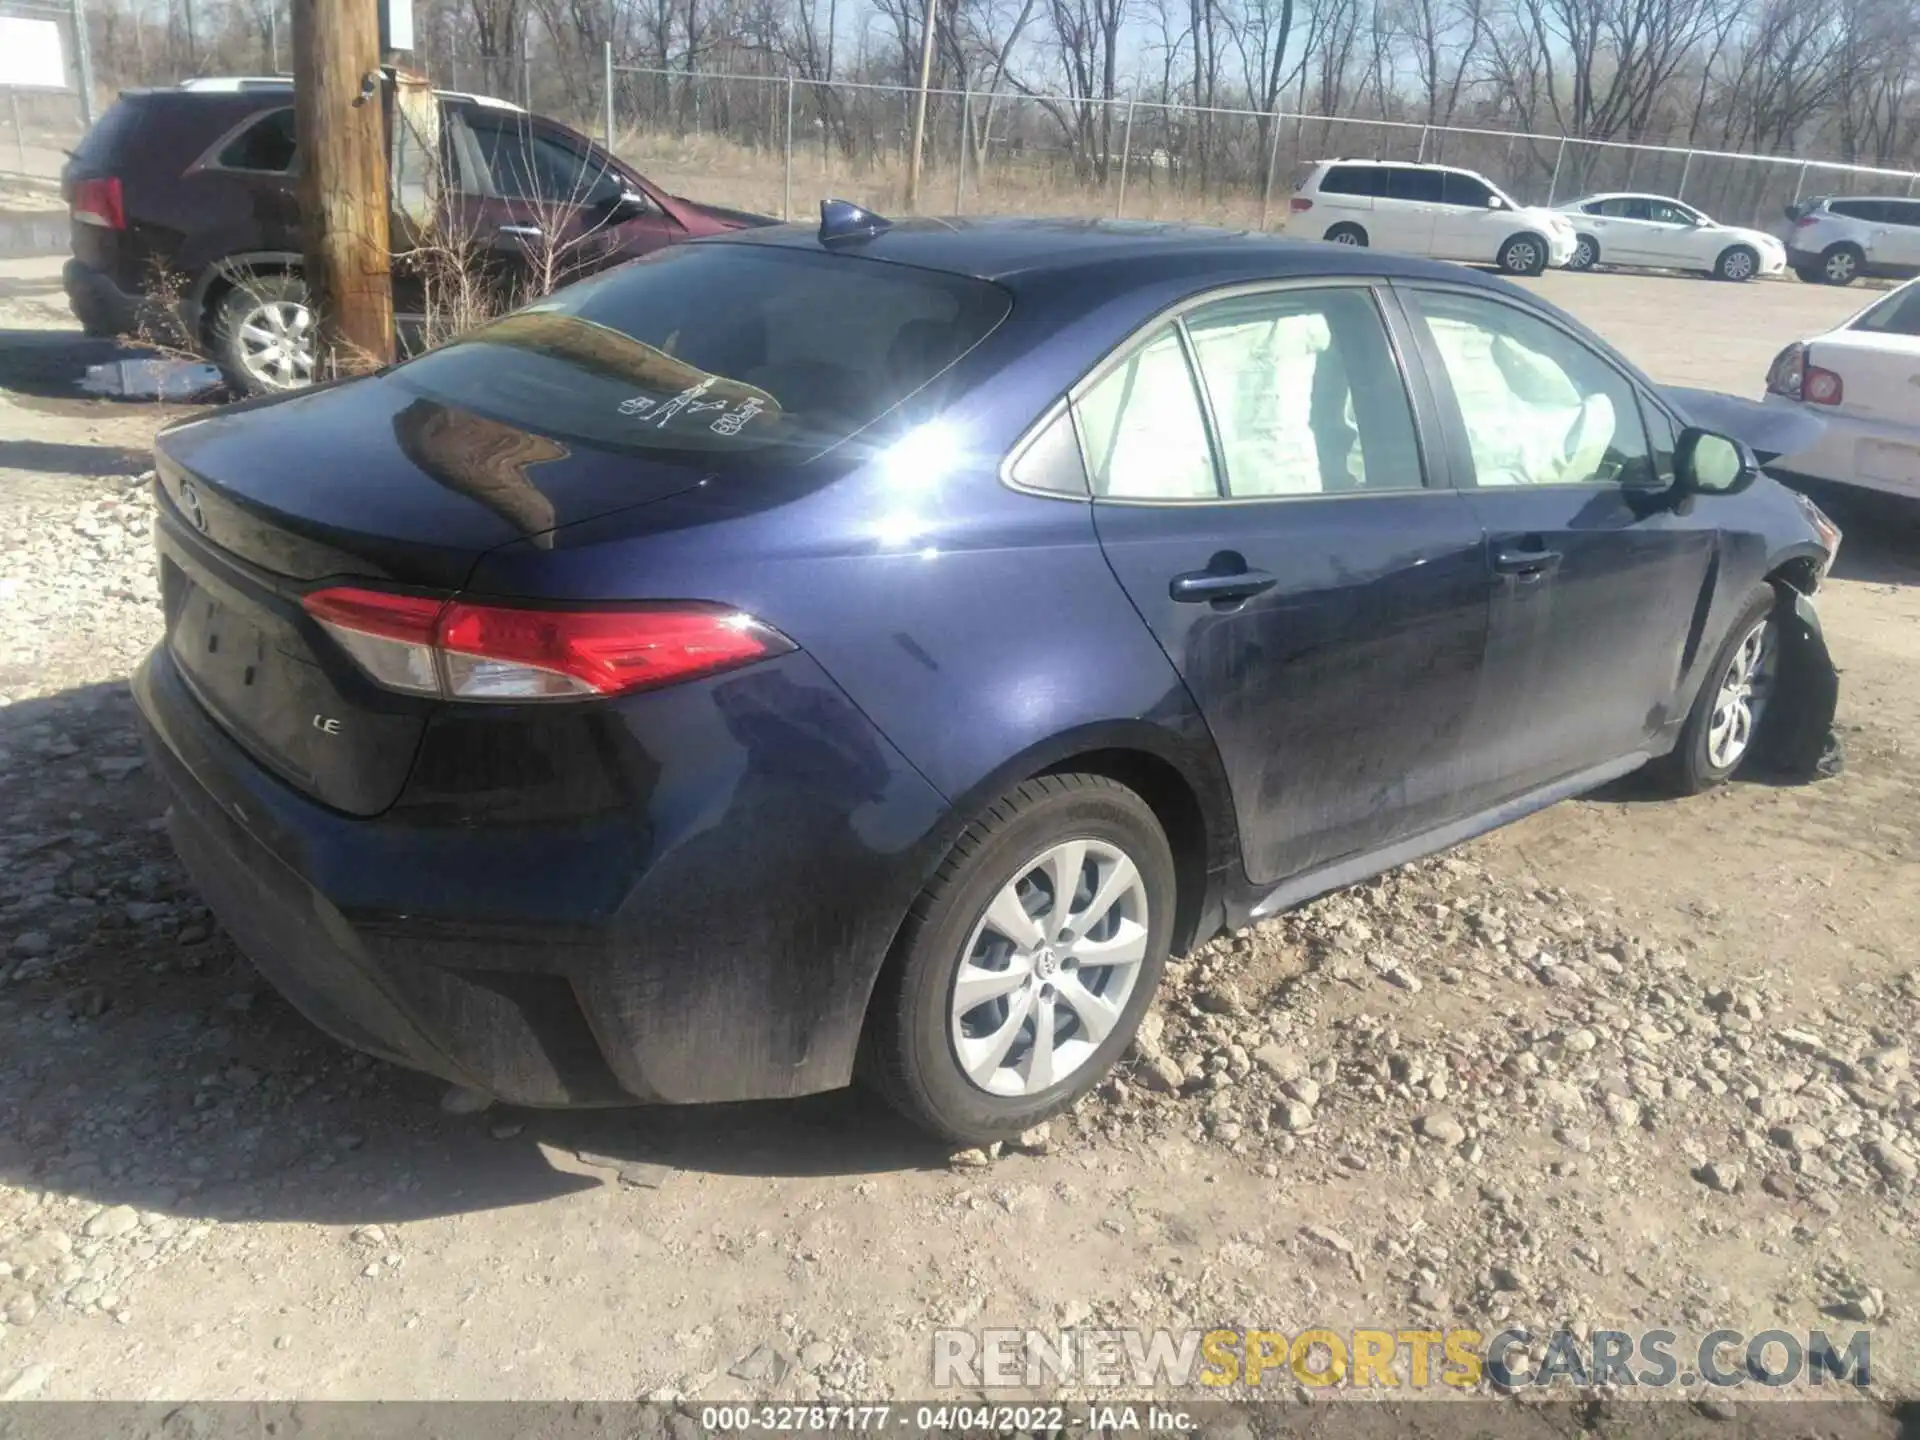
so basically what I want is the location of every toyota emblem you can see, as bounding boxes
[178,480,206,532]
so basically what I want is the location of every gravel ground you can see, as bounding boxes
[1,211,1917,1407]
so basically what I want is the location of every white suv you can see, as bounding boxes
[1288,159,1578,275]
[1784,196,1920,286]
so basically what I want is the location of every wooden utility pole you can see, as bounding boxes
[292,0,393,374]
[903,0,938,210]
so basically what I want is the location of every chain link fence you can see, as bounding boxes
[0,0,91,181]
[596,62,1920,235]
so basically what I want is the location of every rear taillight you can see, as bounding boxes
[302,586,793,701]
[1764,342,1843,406]
[1765,342,1805,398]
[1803,365,1843,405]
[1793,214,1818,228]
[1289,197,1314,212]
[70,176,124,230]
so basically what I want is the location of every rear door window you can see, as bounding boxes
[1076,328,1220,499]
[1887,201,1920,229]
[390,244,1011,462]
[216,107,297,172]
[1831,199,1885,222]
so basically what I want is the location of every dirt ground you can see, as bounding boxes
[0,185,1916,1410]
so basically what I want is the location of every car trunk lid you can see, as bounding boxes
[152,373,717,815]
[1810,332,1920,426]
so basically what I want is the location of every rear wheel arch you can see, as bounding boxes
[854,731,1235,1054]
[191,252,305,347]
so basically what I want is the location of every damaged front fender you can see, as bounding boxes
[1757,588,1843,781]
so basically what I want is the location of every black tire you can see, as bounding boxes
[1714,244,1759,282]
[1497,233,1549,276]
[1567,234,1600,271]
[210,271,315,396]
[865,773,1175,1145]
[1792,264,1824,284]
[1324,223,1368,247]
[1654,582,1780,796]
[1817,243,1863,286]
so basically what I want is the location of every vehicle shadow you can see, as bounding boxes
[0,681,952,1233]
[0,438,152,477]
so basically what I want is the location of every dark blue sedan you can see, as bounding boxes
[133,207,1841,1143]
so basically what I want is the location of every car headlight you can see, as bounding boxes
[1795,490,1842,570]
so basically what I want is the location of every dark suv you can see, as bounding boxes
[61,77,771,393]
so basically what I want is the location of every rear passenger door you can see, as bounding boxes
[1400,283,1718,795]
[1085,282,1493,886]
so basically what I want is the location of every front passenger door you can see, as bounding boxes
[1401,284,1717,796]
[1086,283,1492,887]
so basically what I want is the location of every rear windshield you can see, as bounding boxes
[1852,283,1920,337]
[391,244,1011,462]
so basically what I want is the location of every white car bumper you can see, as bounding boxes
[1544,230,1578,267]
[1757,248,1789,277]
[1764,395,1920,500]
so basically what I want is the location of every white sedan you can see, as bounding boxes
[1764,278,1920,500]
[1558,192,1788,281]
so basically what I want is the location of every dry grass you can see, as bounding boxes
[614,128,1289,231]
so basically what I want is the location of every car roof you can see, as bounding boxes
[719,214,1518,292]
[1312,157,1471,172]
[128,77,523,110]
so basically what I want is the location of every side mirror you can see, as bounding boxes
[1486,195,1506,210]
[605,188,650,221]
[1673,427,1758,499]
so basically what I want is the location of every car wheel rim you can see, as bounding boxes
[1706,619,1776,771]
[1574,239,1596,269]
[1332,231,1359,245]
[1506,242,1537,272]
[1726,252,1753,279]
[1825,252,1855,282]
[950,838,1149,1098]
[237,298,315,390]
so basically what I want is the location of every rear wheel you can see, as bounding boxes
[1497,233,1549,276]
[1568,234,1600,271]
[1792,264,1824,284]
[1715,245,1759,282]
[1656,583,1780,795]
[866,774,1174,1145]
[1818,243,1863,286]
[211,272,315,396]
[1324,223,1368,247]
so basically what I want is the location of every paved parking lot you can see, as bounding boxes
[1520,269,1873,393]
[0,219,1916,1407]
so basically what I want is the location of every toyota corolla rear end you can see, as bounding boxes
[132,239,1008,1107]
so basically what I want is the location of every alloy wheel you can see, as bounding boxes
[1572,238,1597,270]
[949,838,1150,1097]
[1504,240,1540,273]
[237,299,315,390]
[1823,250,1857,284]
[1723,250,1755,280]
[1707,619,1775,770]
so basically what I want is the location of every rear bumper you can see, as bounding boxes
[1763,396,1920,501]
[62,258,151,338]
[133,640,950,1108]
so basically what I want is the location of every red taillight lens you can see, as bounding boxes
[71,177,124,230]
[1794,214,1818,228]
[1802,365,1843,406]
[1289,197,1314,212]
[301,587,792,701]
